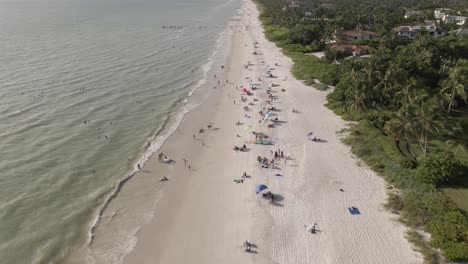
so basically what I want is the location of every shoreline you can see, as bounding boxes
[83,13,238,264]
[122,0,423,263]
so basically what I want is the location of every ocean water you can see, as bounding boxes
[0,0,240,263]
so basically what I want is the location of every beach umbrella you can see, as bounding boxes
[306,132,313,137]
[255,184,268,194]
[241,87,248,92]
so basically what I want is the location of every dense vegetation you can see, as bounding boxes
[255,0,468,262]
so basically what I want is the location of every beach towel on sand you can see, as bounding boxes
[348,207,361,215]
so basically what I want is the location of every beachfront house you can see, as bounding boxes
[442,15,467,25]
[342,30,379,43]
[393,25,446,41]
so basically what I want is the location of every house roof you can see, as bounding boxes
[393,25,446,34]
[444,15,468,20]
[393,26,410,32]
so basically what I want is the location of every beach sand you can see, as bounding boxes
[123,0,423,263]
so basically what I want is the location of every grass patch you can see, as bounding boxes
[441,188,468,216]
[314,82,330,91]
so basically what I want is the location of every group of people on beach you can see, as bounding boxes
[274,149,284,159]
[257,156,278,169]
[146,28,323,256]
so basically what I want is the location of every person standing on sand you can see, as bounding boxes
[193,134,196,140]
[183,158,187,167]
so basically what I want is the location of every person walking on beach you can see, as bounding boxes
[193,134,196,140]
[183,158,187,167]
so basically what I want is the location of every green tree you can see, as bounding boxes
[440,59,468,114]
[415,153,466,186]
[413,97,442,157]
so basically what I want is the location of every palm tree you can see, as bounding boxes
[440,59,468,114]
[386,104,418,159]
[413,97,442,157]
[387,91,442,159]
[444,119,468,156]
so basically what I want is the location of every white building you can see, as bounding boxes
[442,15,467,25]
[393,25,446,41]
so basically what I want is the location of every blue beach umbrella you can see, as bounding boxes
[306,132,313,137]
[256,184,268,194]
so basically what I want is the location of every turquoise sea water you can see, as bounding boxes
[0,0,240,262]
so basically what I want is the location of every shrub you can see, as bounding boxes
[315,83,329,91]
[414,153,467,186]
[429,210,468,261]
[442,242,468,262]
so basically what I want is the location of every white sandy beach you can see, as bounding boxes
[123,0,423,263]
